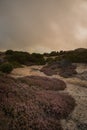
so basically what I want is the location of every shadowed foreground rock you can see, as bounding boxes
[0,75,75,130]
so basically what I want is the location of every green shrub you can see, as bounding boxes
[30,53,46,65]
[46,58,54,64]
[5,50,14,55]
[6,51,30,65]
[0,71,4,76]
[0,63,13,74]
[62,50,87,63]
[10,61,22,68]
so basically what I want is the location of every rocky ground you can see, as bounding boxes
[10,63,87,130]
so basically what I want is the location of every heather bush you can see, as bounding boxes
[19,76,66,91]
[0,75,75,130]
[41,59,77,77]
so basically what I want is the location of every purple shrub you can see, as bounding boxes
[19,76,66,91]
[41,61,77,78]
[0,75,75,130]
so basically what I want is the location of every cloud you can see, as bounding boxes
[0,0,87,52]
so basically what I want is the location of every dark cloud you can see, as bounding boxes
[0,0,87,52]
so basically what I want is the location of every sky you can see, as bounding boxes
[0,0,87,53]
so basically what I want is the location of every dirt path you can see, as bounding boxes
[10,64,87,130]
[53,64,87,130]
[54,76,87,130]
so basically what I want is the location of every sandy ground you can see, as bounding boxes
[10,65,46,78]
[52,76,87,130]
[76,63,87,73]
[10,64,87,130]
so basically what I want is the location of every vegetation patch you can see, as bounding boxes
[0,63,13,74]
[18,76,66,91]
[41,60,77,78]
[5,50,46,66]
[0,75,75,130]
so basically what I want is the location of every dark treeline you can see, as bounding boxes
[44,48,87,63]
[0,50,46,73]
[0,48,87,73]
[5,50,46,65]
[0,48,87,65]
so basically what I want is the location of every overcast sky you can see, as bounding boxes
[0,0,87,53]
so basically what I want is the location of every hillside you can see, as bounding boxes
[0,48,87,130]
[0,75,75,130]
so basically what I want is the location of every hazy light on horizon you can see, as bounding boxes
[0,0,87,53]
